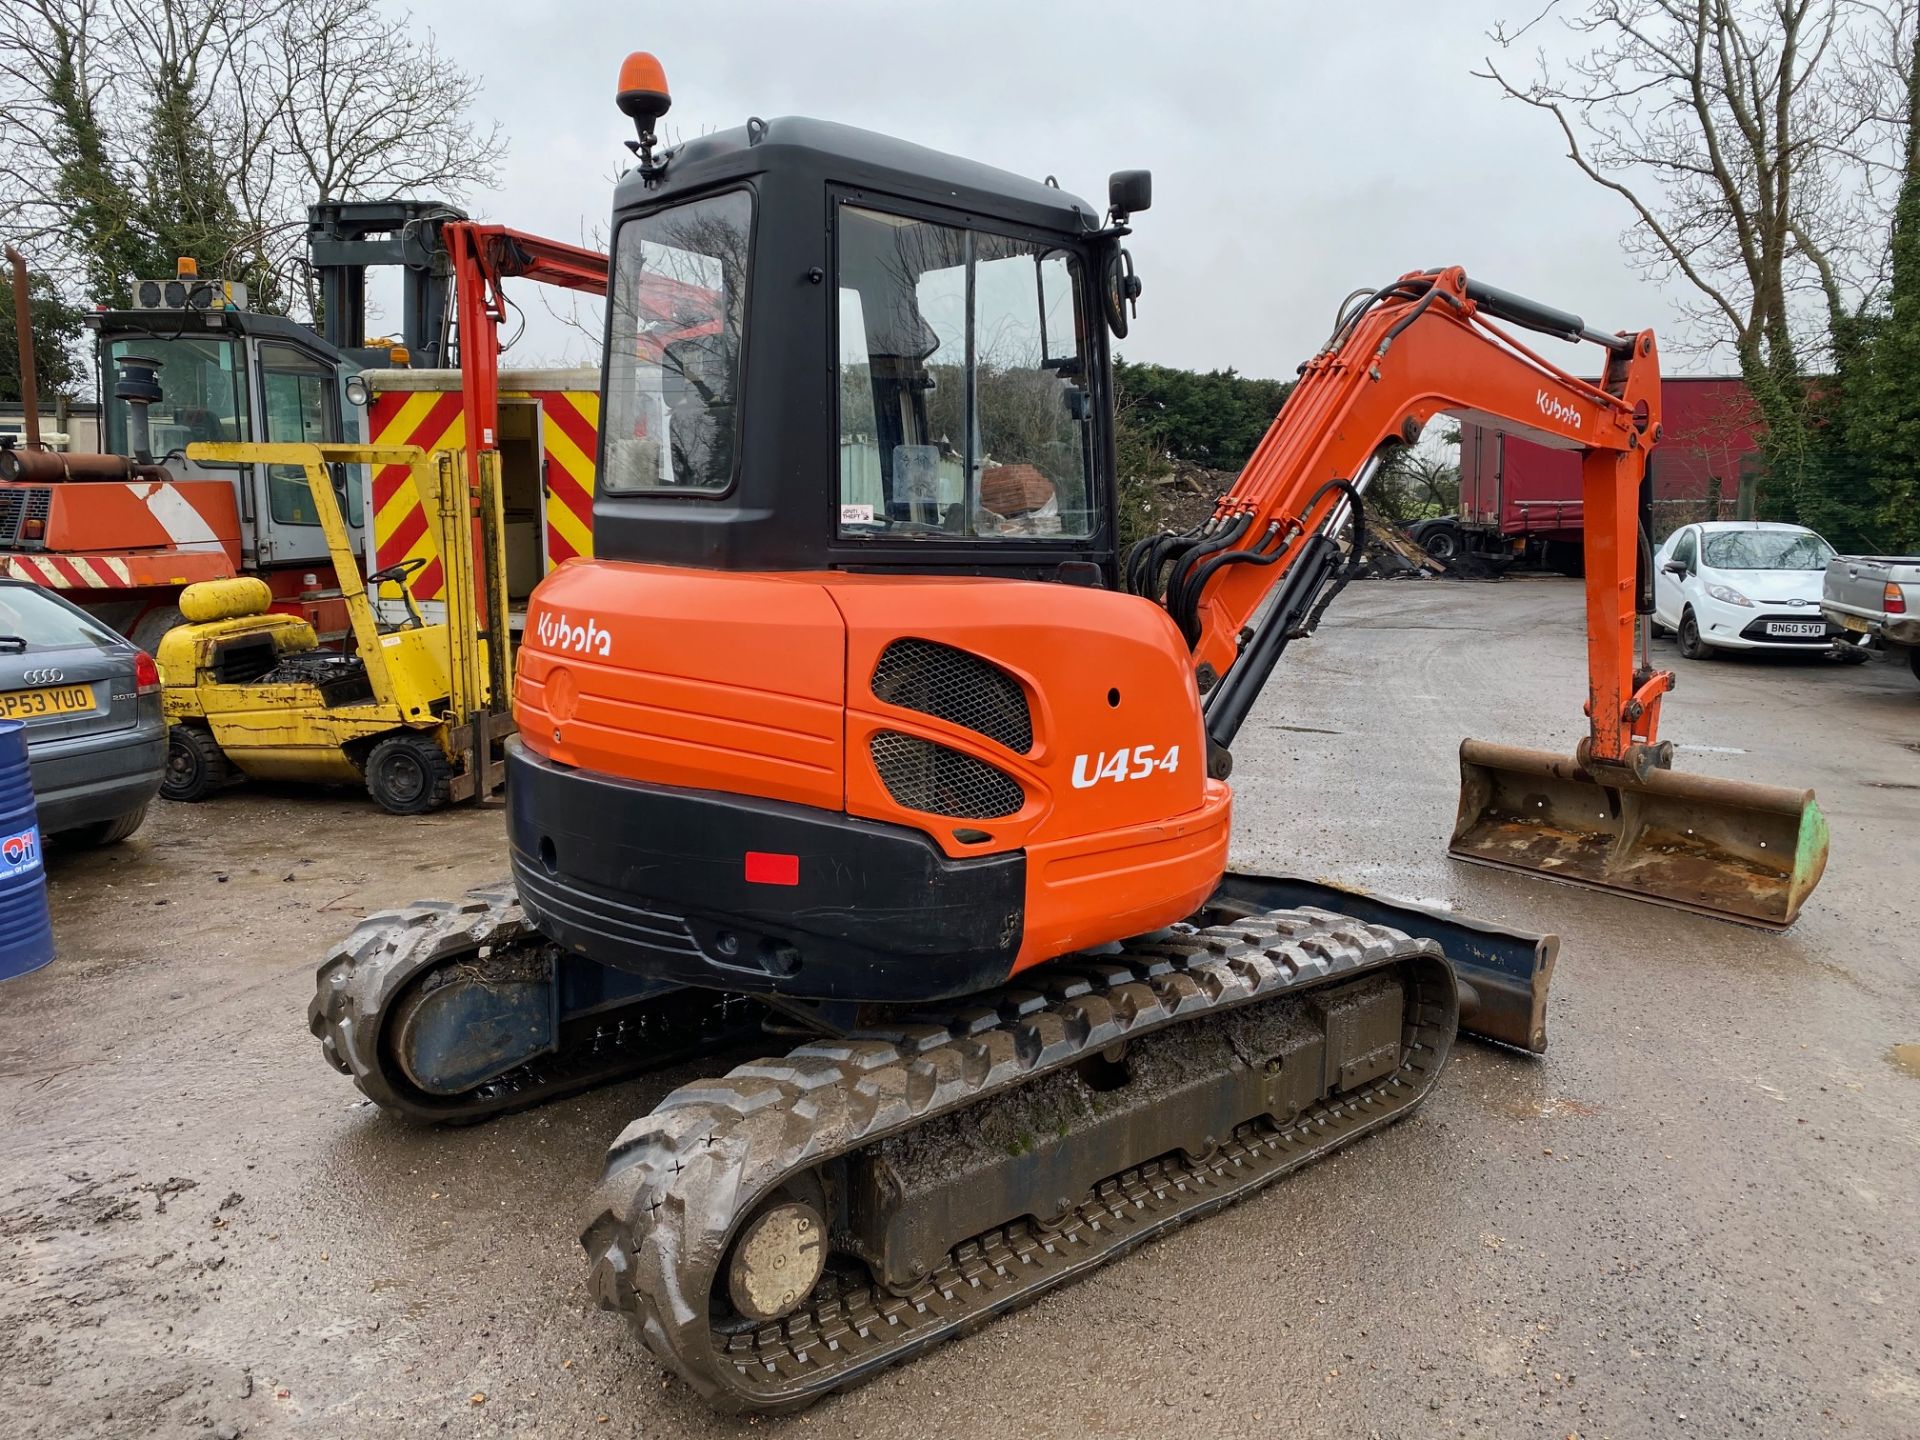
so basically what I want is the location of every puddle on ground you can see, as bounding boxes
[1888,1044,1920,1079]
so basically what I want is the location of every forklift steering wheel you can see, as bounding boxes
[368,556,430,631]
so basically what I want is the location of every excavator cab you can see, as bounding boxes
[589,115,1130,586]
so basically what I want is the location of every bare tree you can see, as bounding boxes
[1477,0,1915,495]
[1369,439,1462,526]
[0,0,134,299]
[0,0,504,317]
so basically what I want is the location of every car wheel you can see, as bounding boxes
[364,733,453,815]
[1678,608,1715,661]
[1909,646,1920,684]
[58,804,150,848]
[163,724,230,802]
[1420,524,1462,563]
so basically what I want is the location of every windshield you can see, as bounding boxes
[602,190,752,493]
[0,584,121,653]
[103,336,249,458]
[1703,529,1834,571]
[836,205,1093,541]
[259,342,353,526]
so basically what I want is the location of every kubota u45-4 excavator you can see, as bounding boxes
[312,55,1829,1411]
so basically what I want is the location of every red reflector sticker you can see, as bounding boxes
[744,851,799,886]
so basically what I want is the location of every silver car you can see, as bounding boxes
[0,579,166,845]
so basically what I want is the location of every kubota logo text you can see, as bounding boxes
[1071,744,1181,789]
[1536,391,1582,430]
[536,610,612,658]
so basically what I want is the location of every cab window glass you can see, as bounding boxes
[836,204,1093,541]
[603,189,753,493]
[259,344,351,525]
[1672,529,1698,570]
[105,337,248,456]
[1701,529,1834,570]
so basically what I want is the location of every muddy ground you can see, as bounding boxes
[2,578,1916,1439]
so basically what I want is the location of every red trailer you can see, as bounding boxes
[1414,376,1762,570]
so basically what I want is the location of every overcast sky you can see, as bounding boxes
[403,0,1724,378]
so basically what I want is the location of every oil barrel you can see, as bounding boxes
[0,719,54,980]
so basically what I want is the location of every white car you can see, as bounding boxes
[1652,521,1839,659]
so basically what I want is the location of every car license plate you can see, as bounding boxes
[0,684,94,721]
[1766,621,1826,638]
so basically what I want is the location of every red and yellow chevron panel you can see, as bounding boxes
[539,390,597,567]
[367,381,598,605]
[370,389,465,601]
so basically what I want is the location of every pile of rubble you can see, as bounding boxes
[1128,463,1454,580]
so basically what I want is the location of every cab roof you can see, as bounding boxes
[614,115,1102,237]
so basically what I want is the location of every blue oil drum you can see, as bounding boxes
[0,719,54,980]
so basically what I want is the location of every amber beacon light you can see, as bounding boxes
[617,52,672,172]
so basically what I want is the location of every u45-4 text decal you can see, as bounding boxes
[1071,745,1180,789]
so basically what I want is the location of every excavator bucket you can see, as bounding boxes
[1449,740,1828,930]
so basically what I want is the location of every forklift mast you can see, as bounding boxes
[306,199,468,369]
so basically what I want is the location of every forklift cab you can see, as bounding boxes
[90,310,367,571]
[592,116,1146,587]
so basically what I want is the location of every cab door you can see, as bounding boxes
[249,340,367,567]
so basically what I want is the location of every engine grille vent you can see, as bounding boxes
[870,731,1024,820]
[870,638,1032,753]
[0,487,51,549]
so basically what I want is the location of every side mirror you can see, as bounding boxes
[1101,246,1142,338]
[1662,559,1687,577]
[1108,169,1152,219]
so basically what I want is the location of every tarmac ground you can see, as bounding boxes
[2,577,1916,1439]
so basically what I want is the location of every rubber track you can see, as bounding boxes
[579,906,1457,1412]
[310,884,752,1125]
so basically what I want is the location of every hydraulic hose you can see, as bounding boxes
[1163,514,1252,637]
[1125,519,1206,601]
[1170,525,1292,645]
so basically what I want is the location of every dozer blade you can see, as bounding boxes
[1449,739,1828,930]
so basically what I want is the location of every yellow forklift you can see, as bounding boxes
[155,442,514,814]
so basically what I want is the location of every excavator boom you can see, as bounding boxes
[1129,266,1827,927]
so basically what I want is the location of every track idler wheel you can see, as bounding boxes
[725,1200,827,1323]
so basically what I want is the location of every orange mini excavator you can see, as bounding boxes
[313,55,1828,1411]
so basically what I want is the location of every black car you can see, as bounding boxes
[0,579,166,845]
